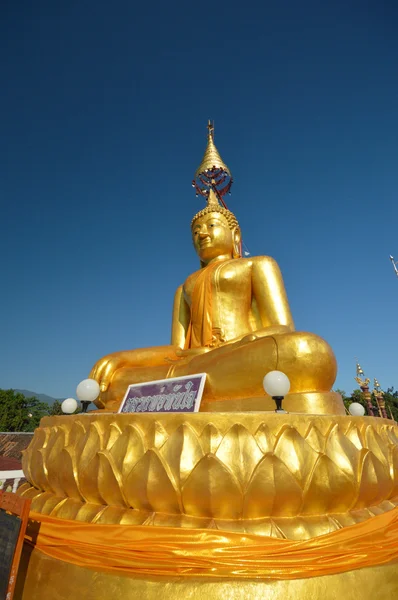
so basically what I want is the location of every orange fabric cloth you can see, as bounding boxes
[184,261,222,349]
[25,507,398,580]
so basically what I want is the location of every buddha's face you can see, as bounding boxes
[192,212,235,263]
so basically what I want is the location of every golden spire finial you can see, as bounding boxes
[374,378,382,392]
[207,119,214,136]
[354,360,370,387]
[356,362,364,377]
[191,122,237,232]
[194,121,231,179]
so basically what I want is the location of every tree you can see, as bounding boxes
[381,387,398,421]
[0,389,50,432]
[334,389,367,414]
[335,386,398,421]
[48,400,64,416]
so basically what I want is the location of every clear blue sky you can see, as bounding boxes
[1,1,398,399]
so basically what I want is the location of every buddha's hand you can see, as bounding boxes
[89,352,130,392]
[239,334,258,344]
[175,347,211,358]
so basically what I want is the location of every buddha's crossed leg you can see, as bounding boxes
[100,332,336,411]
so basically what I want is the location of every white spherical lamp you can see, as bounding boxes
[62,398,78,414]
[76,378,100,402]
[263,370,290,397]
[263,370,290,413]
[76,378,100,413]
[349,402,365,416]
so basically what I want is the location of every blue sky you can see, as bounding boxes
[1,1,398,399]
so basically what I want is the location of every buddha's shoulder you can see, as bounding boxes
[235,255,280,269]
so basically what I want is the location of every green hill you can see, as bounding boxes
[14,389,64,406]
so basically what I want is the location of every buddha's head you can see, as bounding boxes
[191,190,241,266]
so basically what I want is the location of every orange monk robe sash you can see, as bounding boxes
[25,507,398,580]
[184,261,223,349]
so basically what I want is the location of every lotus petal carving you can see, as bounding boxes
[97,450,128,507]
[124,449,180,513]
[243,454,302,518]
[18,413,398,539]
[216,424,263,488]
[199,423,223,454]
[274,426,318,488]
[304,424,327,453]
[78,423,105,504]
[364,425,390,466]
[108,423,146,479]
[355,450,392,509]
[183,454,242,519]
[46,426,69,496]
[58,447,84,501]
[345,424,364,451]
[325,424,359,480]
[160,423,203,485]
[302,454,356,514]
[254,423,276,454]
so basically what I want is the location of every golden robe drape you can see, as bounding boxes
[184,261,223,349]
[25,506,398,580]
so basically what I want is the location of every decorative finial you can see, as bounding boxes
[373,378,387,418]
[355,361,370,387]
[207,119,214,137]
[192,121,233,201]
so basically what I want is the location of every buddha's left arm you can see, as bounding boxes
[250,256,295,336]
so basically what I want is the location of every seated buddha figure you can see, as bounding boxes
[90,129,343,415]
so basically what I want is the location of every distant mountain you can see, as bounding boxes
[14,389,64,406]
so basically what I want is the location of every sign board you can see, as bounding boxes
[118,374,206,414]
[0,491,31,600]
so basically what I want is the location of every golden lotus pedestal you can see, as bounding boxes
[16,411,398,599]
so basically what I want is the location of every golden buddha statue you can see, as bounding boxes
[17,123,398,600]
[90,124,343,415]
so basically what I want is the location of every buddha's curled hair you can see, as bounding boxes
[191,205,239,231]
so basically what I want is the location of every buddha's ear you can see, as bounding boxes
[232,226,242,259]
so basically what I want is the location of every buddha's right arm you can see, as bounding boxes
[87,287,190,392]
[171,284,190,348]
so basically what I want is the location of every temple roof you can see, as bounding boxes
[0,432,33,463]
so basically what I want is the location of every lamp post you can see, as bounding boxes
[348,402,365,416]
[76,379,101,413]
[263,371,290,413]
[61,398,78,414]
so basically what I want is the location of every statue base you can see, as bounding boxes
[16,411,398,599]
